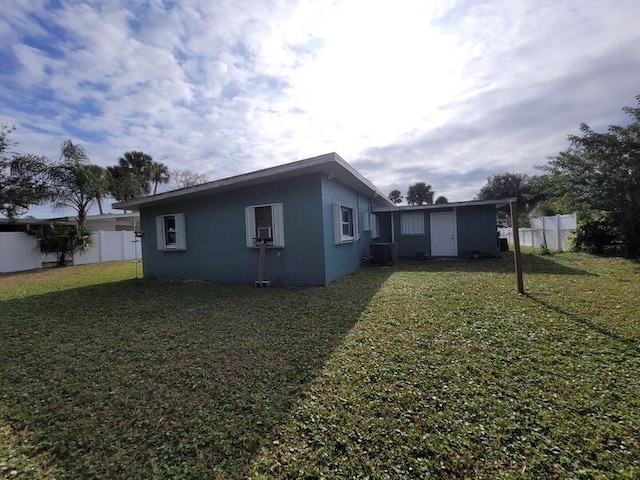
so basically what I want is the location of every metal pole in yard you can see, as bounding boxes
[510,201,524,294]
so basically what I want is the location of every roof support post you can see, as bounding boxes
[510,201,524,294]
[391,211,395,243]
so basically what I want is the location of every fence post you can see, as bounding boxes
[99,231,104,263]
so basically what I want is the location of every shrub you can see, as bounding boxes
[572,218,622,255]
[28,223,93,266]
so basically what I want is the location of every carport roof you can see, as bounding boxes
[371,198,517,213]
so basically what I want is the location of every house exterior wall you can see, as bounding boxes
[456,204,500,255]
[320,176,371,284]
[139,173,326,285]
[375,205,500,258]
[394,211,432,257]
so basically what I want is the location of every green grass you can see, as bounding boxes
[1,254,638,479]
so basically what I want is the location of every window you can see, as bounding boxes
[164,216,176,246]
[245,203,284,247]
[401,212,425,235]
[333,203,359,244]
[156,213,186,250]
[341,207,353,237]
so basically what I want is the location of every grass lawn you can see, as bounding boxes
[1,253,639,479]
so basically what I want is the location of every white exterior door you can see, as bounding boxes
[430,211,457,256]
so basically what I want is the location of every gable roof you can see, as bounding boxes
[113,152,394,210]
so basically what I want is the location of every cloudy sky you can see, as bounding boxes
[2,0,639,215]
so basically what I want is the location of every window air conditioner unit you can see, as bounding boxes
[256,227,272,240]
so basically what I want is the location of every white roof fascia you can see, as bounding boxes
[372,198,517,213]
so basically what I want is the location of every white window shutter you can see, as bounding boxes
[245,206,256,247]
[175,213,186,250]
[333,203,342,245]
[354,209,360,241]
[362,212,370,231]
[272,203,285,247]
[156,216,164,250]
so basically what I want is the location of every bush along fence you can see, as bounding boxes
[0,230,139,273]
[500,213,577,251]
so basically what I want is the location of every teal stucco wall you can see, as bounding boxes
[375,204,499,258]
[139,173,327,285]
[320,176,372,284]
[456,205,500,255]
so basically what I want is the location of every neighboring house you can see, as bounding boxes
[52,213,140,231]
[114,153,513,286]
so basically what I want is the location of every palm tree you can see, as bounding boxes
[49,140,109,228]
[106,165,145,203]
[118,151,153,194]
[388,189,403,204]
[28,223,93,266]
[406,182,434,205]
[149,161,170,194]
[87,164,108,214]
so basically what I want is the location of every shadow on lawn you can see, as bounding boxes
[0,268,392,479]
[524,292,639,349]
[391,252,592,275]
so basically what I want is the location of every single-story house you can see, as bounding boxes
[114,153,513,286]
[51,213,140,232]
[372,199,513,261]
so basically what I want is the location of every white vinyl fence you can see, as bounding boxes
[500,213,577,251]
[73,231,139,265]
[0,232,42,273]
[0,230,140,273]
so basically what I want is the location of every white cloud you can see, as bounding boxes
[1,0,639,214]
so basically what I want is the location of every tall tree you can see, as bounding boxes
[49,140,109,228]
[406,182,434,205]
[87,164,109,214]
[541,96,640,257]
[107,165,145,202]
[149,161,170,195]
[172,169,207,188]
[118,151,153,194]
[434,195,449,204]
[1,125,52,220]
[476,173,533,210]
[388,189,403,204]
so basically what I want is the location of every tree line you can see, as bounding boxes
[3,95,639,258]
[0,130,207,227]
[385,96,639,257]
[1,131,208,265]
[475,96,640,257]
[388,182,448,206]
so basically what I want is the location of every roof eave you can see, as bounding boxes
[113,152,394,210]
[372,197,518,213]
